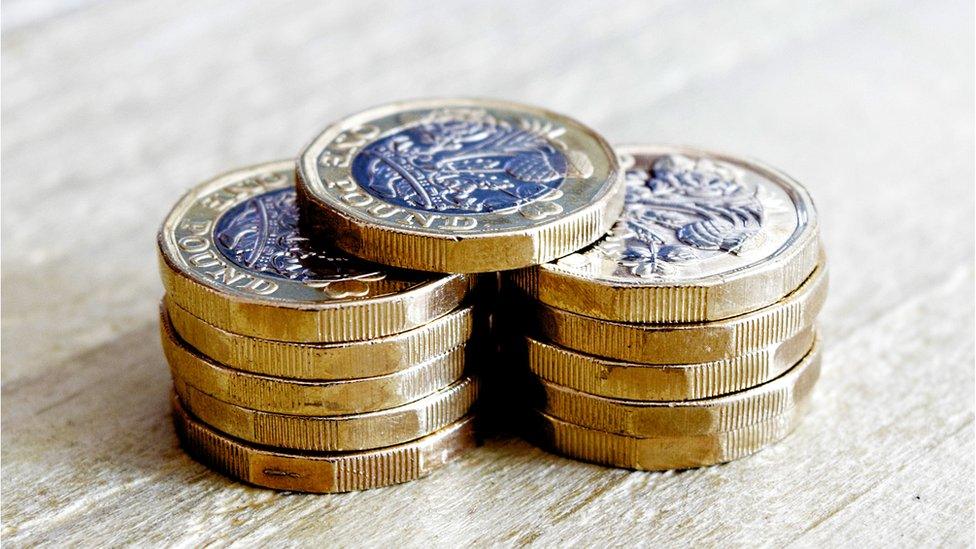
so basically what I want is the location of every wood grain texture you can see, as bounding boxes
[2,0,973,546]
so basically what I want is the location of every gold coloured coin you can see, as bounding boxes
[532,262,827,364]
[508,144,820,323]
[297,98,625,273]
[175,376,477,451]
[536,404,808,471]
[525,324,815,401]
[166,298,474,380]
[161,313,466,415]
[539,336,819,436]
[172,395,476,493]
[158,160,473,342]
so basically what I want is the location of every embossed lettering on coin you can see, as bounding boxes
[161,162,441,303]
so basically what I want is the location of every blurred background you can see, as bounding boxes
[2,1,973,545]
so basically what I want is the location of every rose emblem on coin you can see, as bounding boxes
[596,154,764,278]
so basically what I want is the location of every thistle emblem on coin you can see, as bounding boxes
[596,155,764,277]
[214,189,385,297]
[351,108,594,214]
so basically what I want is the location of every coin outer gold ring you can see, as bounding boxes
[172,395,476,493]
[508,145,821,323]
[161,313,466,416]
[166,298,474,380]
[534,263,827,364]
[539,336,820,436]
[536,403,808,471]
[296,98,626,273]
[175,376,477,451]
[526,324,816,401]
[160,251,474,342]
[157,159,475,342]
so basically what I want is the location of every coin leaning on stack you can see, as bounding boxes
[157,160,486,493]
[503,144,827,470]
[157,98,830,490]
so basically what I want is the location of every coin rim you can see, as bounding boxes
[539,335,820,436]
[532,260,827,364]
[172,394,476,493]
[508,144,821,322]
[161,311,467,415]
[525,324,817,401]
[165,298,475,380]
[535,402,808,471]
[175,376,477,451]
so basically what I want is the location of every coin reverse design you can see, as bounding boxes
[510,145,820,322]
[158,160,472,341]
[298,98,624,273]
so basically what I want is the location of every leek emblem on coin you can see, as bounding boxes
[298,99,625,272]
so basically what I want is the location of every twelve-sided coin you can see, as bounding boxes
[158,160,473,341]
[297,98,624,273]
[509,144,820,322]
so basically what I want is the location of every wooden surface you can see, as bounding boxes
[2,1,973,546]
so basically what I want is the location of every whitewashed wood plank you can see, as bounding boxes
[1,0,972,545]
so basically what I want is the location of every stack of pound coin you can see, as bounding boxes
[157,160,486,493]
[293,98,629,432]
[504,144,828,470]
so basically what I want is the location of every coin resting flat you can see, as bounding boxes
[538,336,820,436]
[157,160,473,342]
[166,298,475,380]
[508,145,820,322]
[161,312,466,416]
[532,261,827,364]
[536,404,807,471]
[297,98,625,273]
[175,376,477,451]
[172,395,476,493]
[525,324,816,401]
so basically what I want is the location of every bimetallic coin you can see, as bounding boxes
[533,261,827,364]
[158,160,473,342]
[525,325,816,401]
[172,395,476,493]
[165,299,474,380]
[297,98,624,273]
[161,313,466,415]
[175,377,477,451]
[539,337,820,436]
[536,403,808,471]
[509,145,820,322]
